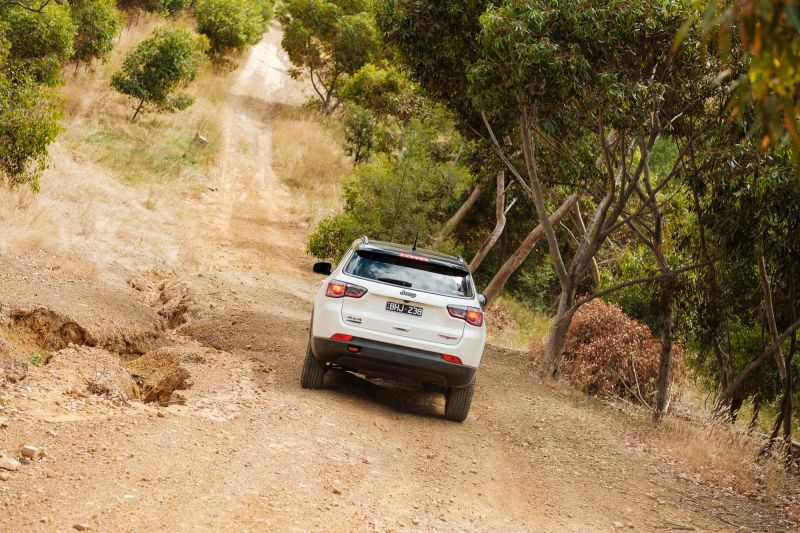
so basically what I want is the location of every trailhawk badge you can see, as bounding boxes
[399,289,417,299]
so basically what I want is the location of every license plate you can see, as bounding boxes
[386,301,423,317]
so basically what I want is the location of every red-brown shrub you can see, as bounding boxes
[530,299,684,404]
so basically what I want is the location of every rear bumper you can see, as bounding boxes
[311,336,476,388]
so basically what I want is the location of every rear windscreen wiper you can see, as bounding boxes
[378,277,412,287]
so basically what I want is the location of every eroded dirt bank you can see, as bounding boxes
[0,26,796,532]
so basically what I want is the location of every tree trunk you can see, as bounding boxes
[482,195,579,304]
[716,316,800,409]
[131,99,145,122]
[653,278,675,422]
[433,180,483,247]
[469,171,506,273]
[570,203,600,291]
[758,254,788,383]
[540,283,577,379]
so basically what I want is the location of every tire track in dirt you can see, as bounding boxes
[0,25,795,533]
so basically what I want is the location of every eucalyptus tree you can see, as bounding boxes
[278,0,377,113]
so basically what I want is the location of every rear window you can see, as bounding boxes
[344,250,473,298]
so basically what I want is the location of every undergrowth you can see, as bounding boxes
[271,107,351,224]
[60,17,228,186]
[485,295,551,351]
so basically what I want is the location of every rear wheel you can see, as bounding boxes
[300,340,326,389]
[444,379,475,422]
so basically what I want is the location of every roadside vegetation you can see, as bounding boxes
[0,0,274,190]
[2,0,800,520]
[272,0,800,512]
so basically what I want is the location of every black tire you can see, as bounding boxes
[444,379,475,422]
[300,341,326,389]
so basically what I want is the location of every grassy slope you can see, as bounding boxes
[59,17,228,188]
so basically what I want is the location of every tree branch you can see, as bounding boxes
[571,259,715,311]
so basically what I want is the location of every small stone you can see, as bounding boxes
[0,418,7,428]
[21,446,42,460]
[157,411,166,418]
[40,518,49,524]
[411,519,420,526]
[0,472,11,481]
[361,457,371,465]
[73,524,92,531]
[331,486,342,495]
[613,522,625,529]
[0,455,20,472]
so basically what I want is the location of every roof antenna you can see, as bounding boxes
[412,230,419,252]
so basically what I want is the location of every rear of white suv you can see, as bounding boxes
[302,238,486,422]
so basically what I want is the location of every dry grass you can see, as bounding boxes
[59,16,230,187]
[271,107,351,224]
[649,418,792,499]
[485,295,552,351]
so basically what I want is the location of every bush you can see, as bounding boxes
[71,0,124,64]
[306,213,364,260]
[161,0,190,16]
[195,0,267,56]
[3,2,76,85]
[0,74,62,190]
[110,26,208,121]
[532,299,685,404]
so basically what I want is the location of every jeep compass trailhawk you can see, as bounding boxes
[301,237,487,422]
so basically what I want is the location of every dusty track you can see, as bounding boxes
[0,27,795,532]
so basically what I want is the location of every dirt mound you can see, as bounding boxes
[9,308,92,350]
[125,348,191,405]
[0,253,166,355]
[47,346,140,400]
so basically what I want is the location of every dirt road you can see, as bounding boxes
[0,27,794,532]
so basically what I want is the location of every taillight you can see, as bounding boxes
[326,280,367,298]
[331,333,353,341]
[447,305,484,327]
[442,354,463,365]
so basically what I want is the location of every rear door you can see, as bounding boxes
[340,250,471,346]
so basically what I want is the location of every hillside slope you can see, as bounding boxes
[0,26,795,532]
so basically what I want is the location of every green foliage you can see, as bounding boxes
[2,2,76,85]
[71,0,124,64]
[195,0,269,56]
[162,0,191,16]
[307,114,472,259]
[279,0,378,111]
[339,63,423,122]
[110,26,208,120]
[306,212,364,260]
[700,1,800,153]
[28,350,49,366]
[0,73,62,190]
[377,0,490,126]
[342,104,374,163]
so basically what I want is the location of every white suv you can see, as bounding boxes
[302,237,487,422]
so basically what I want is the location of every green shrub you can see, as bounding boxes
[71,0,124,64]
[195,0,267,56]
[306,213,364,260]
[110,26,208,121]
[161,0,190,16]
[342,105,374,163]
[3,2,76,85]
[0,74,63,190]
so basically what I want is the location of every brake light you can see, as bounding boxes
[326,280,367,298]
[442,354,463,365]
[326,281,346,297]
[331,333,353,341]
[399,252,430,263]
[447,305,484,327]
